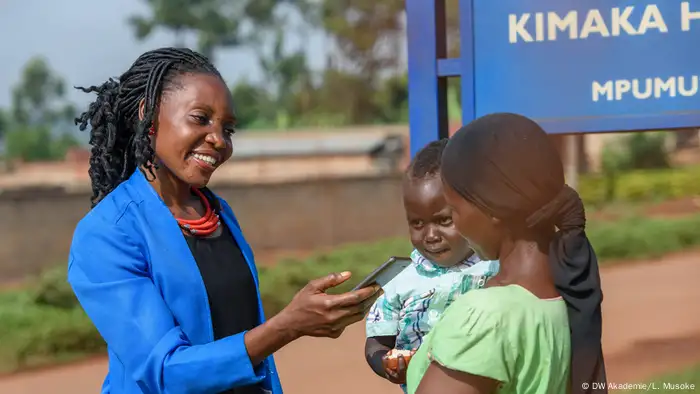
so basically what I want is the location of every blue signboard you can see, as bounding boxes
[406,0,700,156]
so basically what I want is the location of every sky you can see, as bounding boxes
[0,0,330,110]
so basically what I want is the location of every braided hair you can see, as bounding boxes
[407,138,448,179]
[75,47,222,207]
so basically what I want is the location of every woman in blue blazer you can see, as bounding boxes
[68,47,381,394]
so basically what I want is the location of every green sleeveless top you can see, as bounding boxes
[406,285,571,394]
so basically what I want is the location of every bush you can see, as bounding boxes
[32,266,78,309]
[0,291,104,373]
[587,215,700,260]
[578,165,700,206]
[583,133,681,206]
[600,132,670,174]
[625,132,671,170]
[4,214,700,372]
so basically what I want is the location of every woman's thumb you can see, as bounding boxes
[308,271,352,291]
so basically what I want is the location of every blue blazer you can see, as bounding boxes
[68,170,283,394]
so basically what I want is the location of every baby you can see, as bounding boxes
[364,139,499,392]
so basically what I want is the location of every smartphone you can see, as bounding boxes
[352,256,412,291]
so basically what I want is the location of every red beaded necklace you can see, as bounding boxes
[176,188,221,237]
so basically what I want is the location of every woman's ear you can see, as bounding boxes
[138,98,146,121]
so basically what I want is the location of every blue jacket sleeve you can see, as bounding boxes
[67,217,266,394]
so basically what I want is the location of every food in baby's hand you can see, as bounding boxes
[383,349,414,370]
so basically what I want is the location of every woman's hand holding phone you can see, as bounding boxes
[277,271,382,339]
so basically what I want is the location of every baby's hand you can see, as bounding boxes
[382,349,417,384]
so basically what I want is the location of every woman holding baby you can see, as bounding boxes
[406,113,607,394]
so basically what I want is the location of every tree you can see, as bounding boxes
[445,0,461,57]
[128,0,291,61]
[3,126,80,163]
[256,28,317,128]
[374,73,409,123]
[0,109,8,140]
[11,57,76,128]
[129,0,243,59]
[304,0,460,125]
[129,0,196,47]
[311,69,381,124]
[320,0,404,75]
[3,57,80,162]
[284,0,405,125]
[4,126,54,162]
[230,80,275,129]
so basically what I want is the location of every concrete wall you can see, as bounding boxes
[0,174,407,282]
[0,153,389,190]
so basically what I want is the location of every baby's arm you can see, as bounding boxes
[364,291,402,380]
[365,335,397,378]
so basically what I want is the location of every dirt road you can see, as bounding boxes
[2,251,700,394]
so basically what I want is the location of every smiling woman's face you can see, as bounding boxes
[150,72,237,188]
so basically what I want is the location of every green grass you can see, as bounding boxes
[3,214,700,374]
[625,363,700,392]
